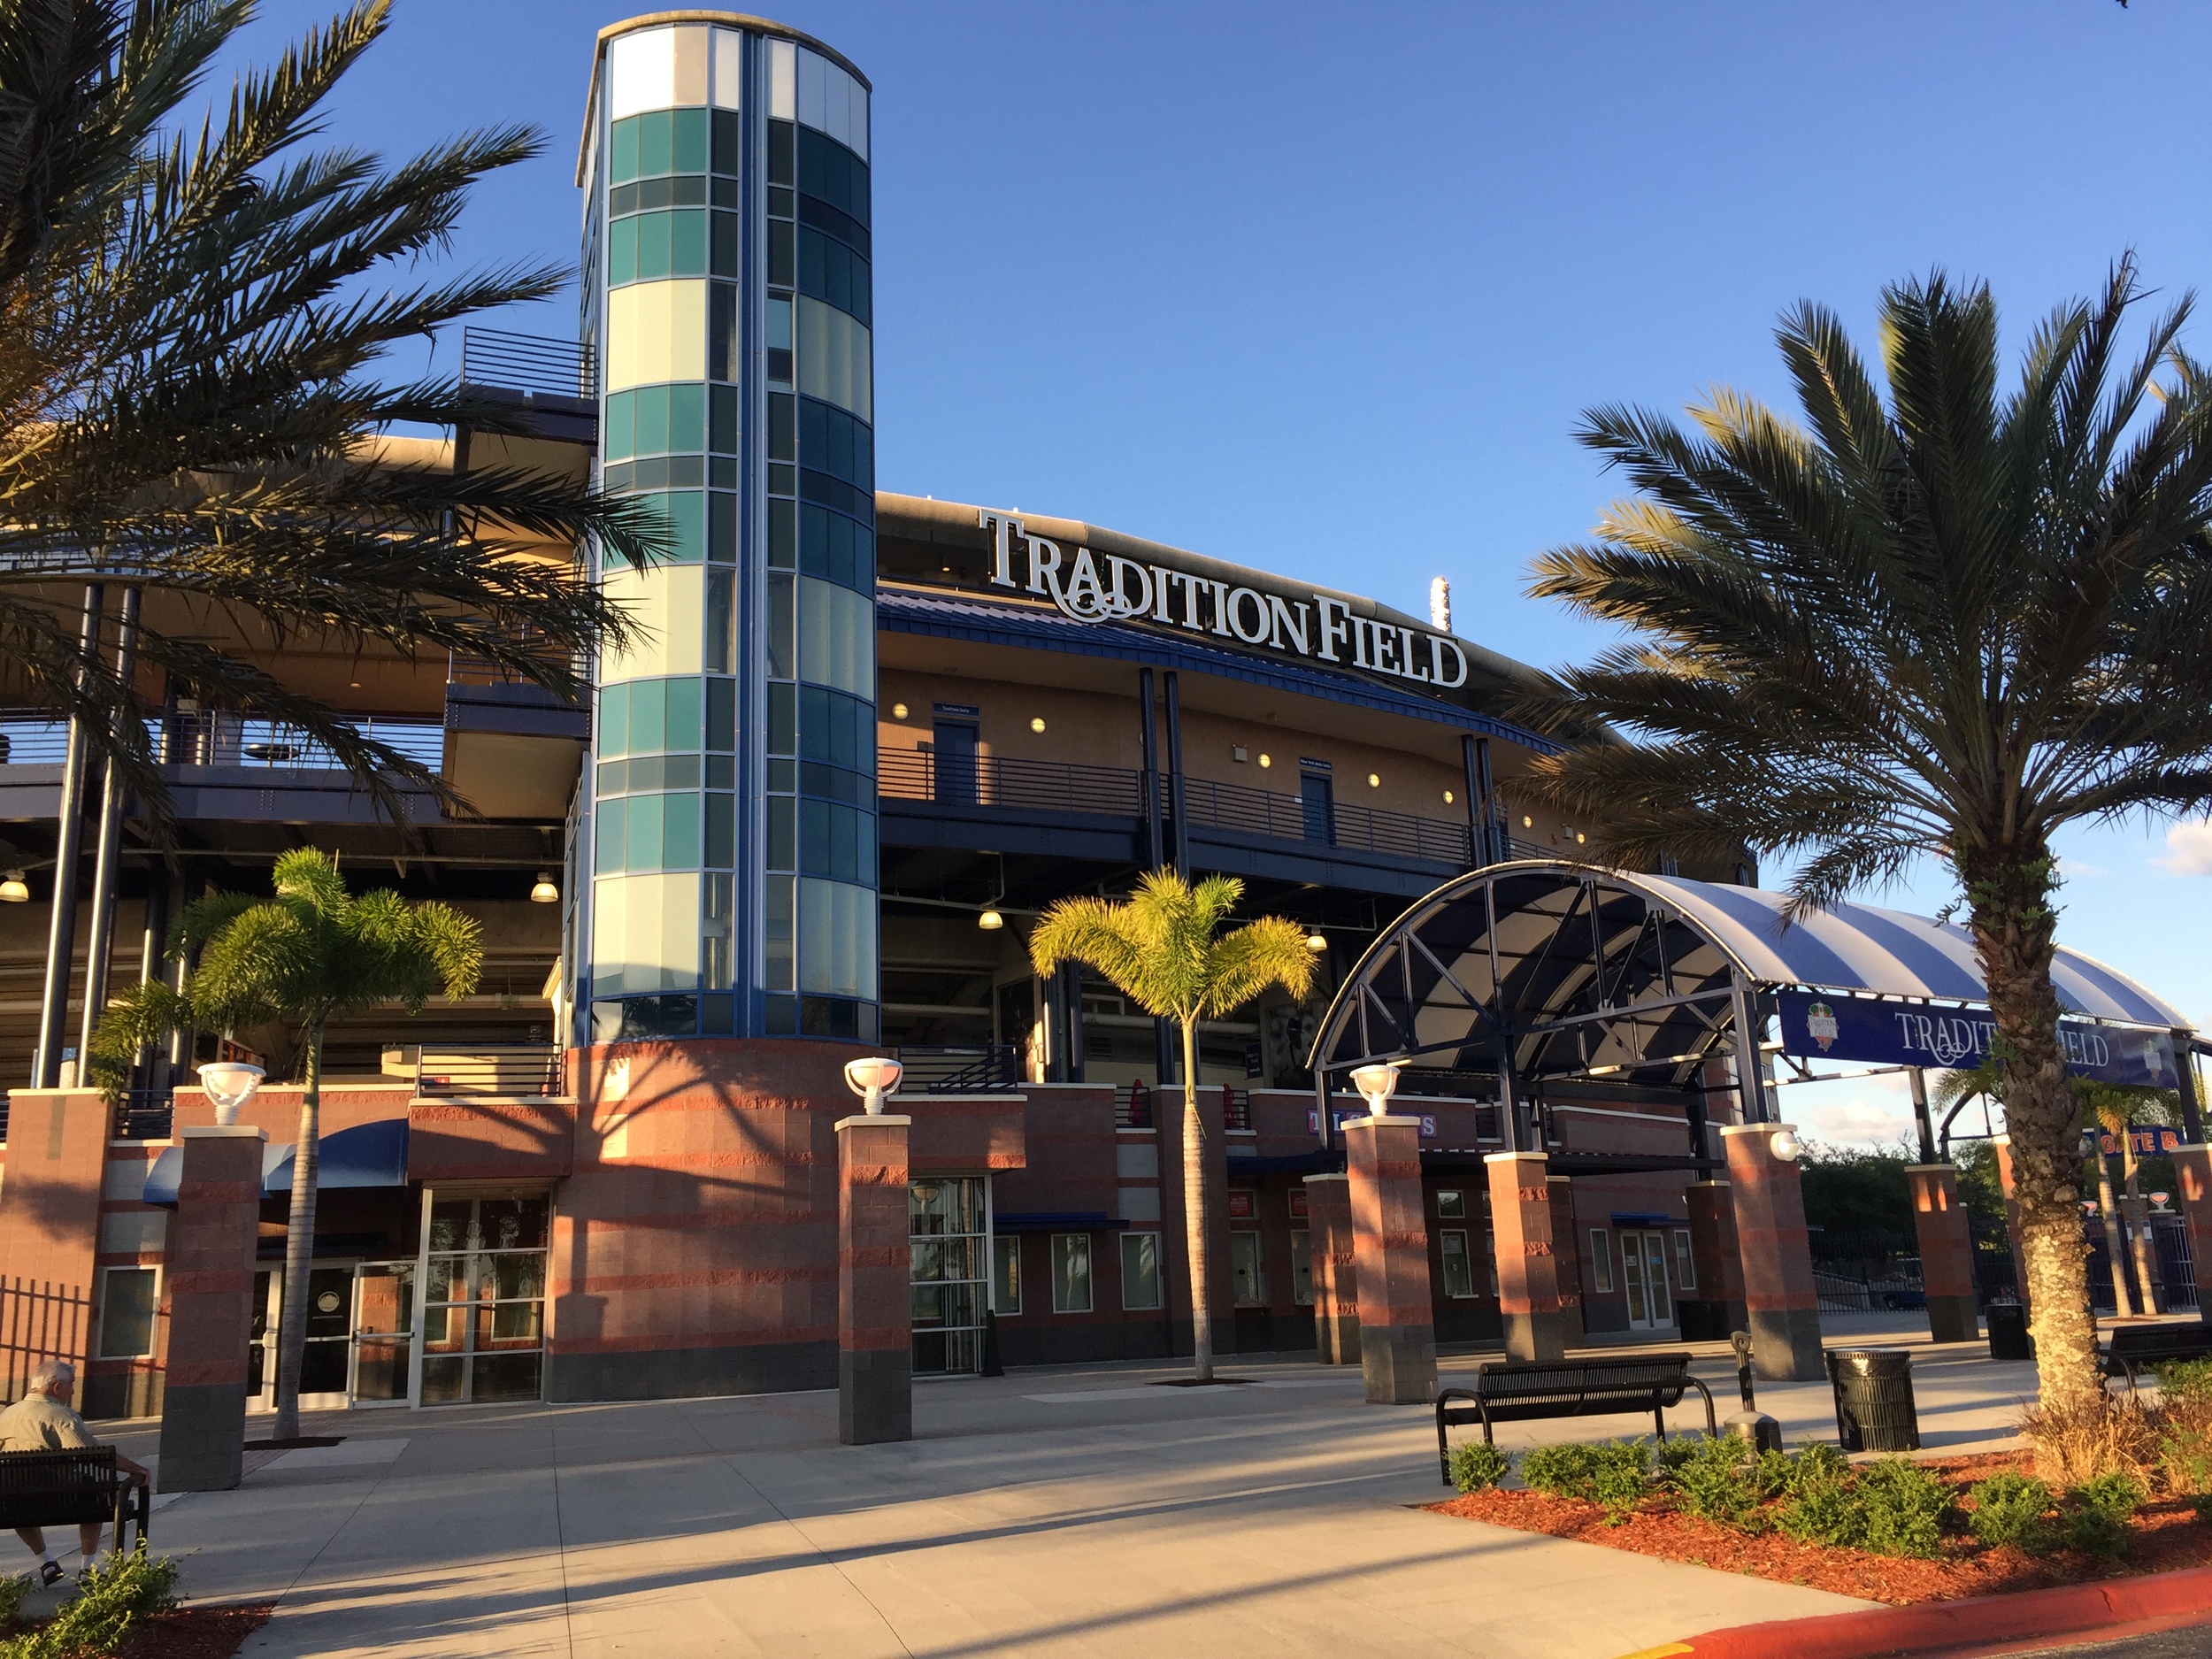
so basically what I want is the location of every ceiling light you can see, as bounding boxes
[1257,754,1271,768]
[1030,717,1046,733]
[1443,789,1454,804]
[1305,932,1327,952]
[0,870,27,902]
[1576,832,1586,845]
[530,873,560,904]
[1521,815,1533,829]
[978,908,1004,931]
[1367,773,1380,787]
[892,703,910,719]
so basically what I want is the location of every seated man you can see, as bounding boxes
[0,1360,150,1586]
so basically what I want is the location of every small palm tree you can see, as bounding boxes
[1522,259,2212,1421]
[91,849,480,1438]
[1029,871,1314,1382]
[2077,1081,2177,1317]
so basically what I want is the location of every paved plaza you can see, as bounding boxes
[80,1316,2064,1658]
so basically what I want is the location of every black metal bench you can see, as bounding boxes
[2101,1322,2212,1392]
[0,1449,150,1553]
[1435,1352,1718,1485]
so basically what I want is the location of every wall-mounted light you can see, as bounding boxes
[891,703,910,720]
[1366,773,1380,788]
[1257,754,1272,768]
[1030,717,1046,733]
[0,870,27,903]
[1769,1130,1801,1163]
[1305,932,1327,952]
[1443,789,1454,804]
[1576,832,1586,846]
[530,873,560,904]
[978,909,1004,931]
[1521,814,1533,829]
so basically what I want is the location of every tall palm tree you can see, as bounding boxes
[1030,871,1315,1382]
[1521,260,2212,1419]
[90,849,480,1438]
[0,0,663,824]
[2078,1080,2178,1317]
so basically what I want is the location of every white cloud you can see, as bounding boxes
[1792,1095,1916,1150]
[2058,857,2108,879]
[2154,820,2212,877]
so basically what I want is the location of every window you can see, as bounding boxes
[1485,1229,1499,1296]
[1229,1232,1263,1306]
[1289,1228,1314,1304]
[993,1235,1022,1315]
[1673,1229,1696,1292]
[1120,1232,1161,1310]
[1439,1231,1475,1299]
[97,1268,157,1358]
[1051,1234,1092,1313]
[1436,1189,1465,1219]
[1590,1229,1615,1294]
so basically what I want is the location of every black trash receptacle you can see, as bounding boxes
[1986,1301,2032,1363]
[1826,1348,1920,1453]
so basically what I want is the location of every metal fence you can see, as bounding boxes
[0,710,445,772]
[892,1045,1020,1094]
[410,1046,565,1098]
[459,326,597,400]
[0,1279,89,1405]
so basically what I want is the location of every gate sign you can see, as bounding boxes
[2084,1125,2184,1159]
[1778,990,2177,1087]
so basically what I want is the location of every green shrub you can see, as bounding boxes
[0,1574,22,1630]
[0,1544,178,1659]
[1775,1458,1866,1549]
[2062,1471,2145,1559]
[2190,1492,2212,1525]
[1751,1442,1845,1502]
[1520,1440,1600,1501]
[2063,1503,2130,1559]
[2074,1470,2147,1521]
[1855,1457,1951,1559]
[1587,1438,1654,1518]
[1968,1471,2059,1555]
[1449,1440,1511,1494]
[1671,1434,1759,1526]
[2154,1358,2212,1402]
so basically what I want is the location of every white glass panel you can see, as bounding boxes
[605,280,706,390]
[710,27,743,110]
[796,296,872,421]
[671,25,708,106]
[796,47,826,132]
[846,75,869,162]
[607,27,675,121]
[770,38,795,119]
[592,873,701,994]
[798,576,872,695]
[590,875,627,992]
[825,62,855,150]
[601,565,703,683]
[799,877,877,999]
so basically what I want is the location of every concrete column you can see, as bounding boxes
[1343,1115,1436,1402]
[1720,1123,1824,1380]
[1486,1150,1569,1363]
[1684,1179,1747,1337]
[836,1113,911,1446]
[1906,1164,1979,1343]
[2172,1145,2212,1323]
[156,1126,266,1491]
[1302,1173,1358,1364]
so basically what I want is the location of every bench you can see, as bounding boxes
[1435,1352,1718,1485]
[0,1449,150,1553]
[2101,1322,2212,1392]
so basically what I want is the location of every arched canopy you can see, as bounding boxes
[1309,861,2190,1096]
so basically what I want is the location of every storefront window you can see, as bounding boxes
[1051,1234,1092,1313]
[420,1193,549,1405]
[1119,1233,1160,1310]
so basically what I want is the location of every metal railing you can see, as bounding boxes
[459,326,597,401]
[892,1045,1020,1094]
[878,748,1144,817]
[0,710,445,772]
[1112,1081,1248,1130]
[407,1045,565,1098]
[113,1088,174,1141]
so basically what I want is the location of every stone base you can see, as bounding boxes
[1750,1307,1825,1382]
[1361,1325,1437,1404]
[840,1348,913,1445]
[155,1381,248,1492]
[1926,1293,1980,1345]
[548,1338,836,1401]
[1502,1309,1569,1364]
[1317,1311,1360,1366]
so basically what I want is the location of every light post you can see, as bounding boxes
[843,1056,904,1117]
[196,1061,265,1127]
[1349,1060,1402,1116]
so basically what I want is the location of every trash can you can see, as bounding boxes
[1986,1301,2032,1363]
[1826,1348,1920,1453]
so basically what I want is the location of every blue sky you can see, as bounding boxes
[233,1,2212,1142]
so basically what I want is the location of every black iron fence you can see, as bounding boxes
[459,326,597,400]
[892,1045,1020,1094]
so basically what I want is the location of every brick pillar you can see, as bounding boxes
[1684,1179,1747,1338]
[1486,1151,1569,1363]
[1907,1164,1980,1343]
[0,1089,112,1395]
[836,1113,911,1445]
[1721,1124,1824,1380]
[1343,1115,1436,1402]
[156,1126,265,1491]
[1302,1173,1358,1364]
[2173,1145,2212,1323]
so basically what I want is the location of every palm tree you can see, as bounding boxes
[1521,259,2212,1420]
[1029,871,1315,1382]
[90,849,480,1438]
[2077,1081,2178,1317]
[0,0,664,825]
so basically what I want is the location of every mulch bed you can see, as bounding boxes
[1427,1452,2212,1604]
[115,1602,274,1658]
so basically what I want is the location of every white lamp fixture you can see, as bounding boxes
[1305,931,1327,952]
[1768,1129,1801,1162]
[1030,717,1046,733]
[197,1061,265,1127]
[2152,1191,2173,1210]
[529,872,560,904]
[0,870,27,902]
[1349,1061,1402,1116]
[977,908,1003,931]
[843,1056,904,1116]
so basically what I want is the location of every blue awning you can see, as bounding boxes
[142,1118,410,1207]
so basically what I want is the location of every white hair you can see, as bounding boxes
[27,1360,73,1395]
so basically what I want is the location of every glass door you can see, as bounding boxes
[349,1262,415,1406]
[911,1178,987,1375]
[419,1193,549,1405]
[298,1263,357,1409]
[1621,1230,1674,1332]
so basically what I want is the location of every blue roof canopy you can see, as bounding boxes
[142,1118,409,1207]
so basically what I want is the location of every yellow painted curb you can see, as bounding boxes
[1610,1647,1695,1659]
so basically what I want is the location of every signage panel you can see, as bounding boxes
[1777,989,2177,1087]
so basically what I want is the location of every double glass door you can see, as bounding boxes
[247,1260,416,1410]
[911,1178,988,1375]
[1620,1230,1675,1331]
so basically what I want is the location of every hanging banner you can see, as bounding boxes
[1777,990,2177,1088]
[2082,1124,2184,1159]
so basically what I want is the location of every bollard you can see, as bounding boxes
[1723,1329,1784,1453]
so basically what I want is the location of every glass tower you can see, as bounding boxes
[579,18,879,1045]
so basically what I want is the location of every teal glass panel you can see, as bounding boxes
[637,491,703,561]
[629,680,665,755]
[706,678,735,749]
[636,211,672,280]
[711,211,740,278]
[711,108,742,175]
[608,216,638,287]
[599,683,631,757]
[631,388,666,457]
[666,676,702,749]
[709,387,738,453]
[672,210,707,275]
[668,384,704,450]
[637,111,672,178]
[626,794,664,870]
[603,391,635,462]
[611,116,640,184]
[595,797,626,873]
[662,793,702,869]
[708,491,735,564]
[705,794,734,866]
[672,108,708,173]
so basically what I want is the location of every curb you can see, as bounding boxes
[1613,1565,2212,1659]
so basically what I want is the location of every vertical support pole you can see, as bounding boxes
[1139,669,1173,1087]
[157,1125,268,1490]
[1486,1149,1568,1362]
[1685,1179,1747,1337]
[2176,1039,2205,1145]
[79,586,141,1066]
[835,1110,912,1445]
[1484,879,1519,1153]
[1909,1068,1939,1165]
[1460,735,1485,868]
[1302,1172,1358,1363]
[1472,736,1500,864]
[2170,1142,2212,1325]
[1728,972,1768,1125]
[1907,1162,1981,1343]
[1345,1114,1436,1401]
[35,584,104,1087]
[1163,670,1189,879]
[1721,1123,1824,1379]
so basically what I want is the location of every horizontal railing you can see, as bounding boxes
[1114,1081,1249,1131]
[879,748,1144,817]
[460,326,597,401]
[403,1046,565,1098]
[0,710,445,772]
[893,1045,1021,1094]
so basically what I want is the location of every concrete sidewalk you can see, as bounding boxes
[100,1317,2040,1659]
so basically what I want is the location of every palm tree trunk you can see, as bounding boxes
[272,1025,326,1441]
[2094,1149,2133,1317]
[1179,1017,1213,1383]
[1966,852,2101,1415]
[2121,1141,2163,1315]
